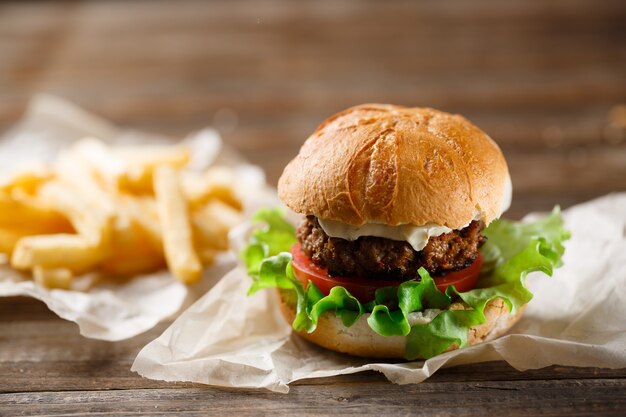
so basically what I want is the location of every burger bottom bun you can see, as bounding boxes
[278,289,525,359]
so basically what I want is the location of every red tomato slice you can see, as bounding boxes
[290,243,482,303]
[433,254,482,293]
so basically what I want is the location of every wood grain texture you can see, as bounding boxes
[1,298,625,416]
[0,0,624,211]
[0,0,625,415]
[3,381,626,417]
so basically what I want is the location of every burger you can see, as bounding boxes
[243,104,568,360]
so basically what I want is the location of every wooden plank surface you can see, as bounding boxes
[2,298,625,417]
[0,0,625,415]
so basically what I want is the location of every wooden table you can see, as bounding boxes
[1,1,625,415]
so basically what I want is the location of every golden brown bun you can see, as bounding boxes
[278,104,511,229]
[279,290,525,359]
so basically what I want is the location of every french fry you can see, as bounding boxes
[118,194,162,252]
[100,218,165,276]
[181,167,242,210]
[0,192,73,232]
[55,151,118,217]
[72,138,127,189]
[118,144,190,194]
[196,246,217,266]
[38,182,113,247]
[72,138,191,194]
[11,234,107,272]
[202,199,241,227]
[32,266,73,290]
[2,135,246,290]
[154,166,202,284]
[192,200,242,251]
[0,163,52,194]
[55,148,137,243]
[100,251,165,277]
[118,144,190,170]
[0,228,31,254]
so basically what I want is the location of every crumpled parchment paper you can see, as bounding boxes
[0,95,277,341]
[132,193,626,392]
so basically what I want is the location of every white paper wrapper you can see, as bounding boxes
[0,95,277,341]
[132,193,626,392]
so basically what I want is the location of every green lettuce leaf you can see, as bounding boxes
[481,207,570,273]
[241,207,569,360]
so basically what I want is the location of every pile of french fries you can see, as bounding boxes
[0,137,243,289]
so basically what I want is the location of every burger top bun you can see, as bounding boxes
[278,104,511,229]
[278,290,525,359]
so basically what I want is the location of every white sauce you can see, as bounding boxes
[500,174,513,216]
[318,174,513,252]
[318,218,453,251]
[407,309,441,326]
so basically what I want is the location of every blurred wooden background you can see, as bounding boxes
[1,0,625,219]
[1,1,626,415]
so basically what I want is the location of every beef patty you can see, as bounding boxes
[296,216,486,280]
